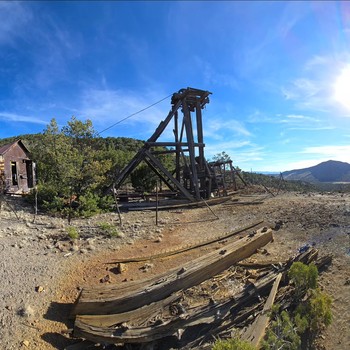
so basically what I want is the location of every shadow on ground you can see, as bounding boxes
[41,301,77,349]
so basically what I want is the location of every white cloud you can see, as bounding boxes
[282,78,321,101]
[77,88,173,137]
[0,2,32,46]
[301,145,350,162]
[205,117,252,139]
[304,55,329,71]
[205,140,264,165]
[0,112,47,125]
[277,2,309,39]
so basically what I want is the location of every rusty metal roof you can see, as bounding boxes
[0,140,30,155]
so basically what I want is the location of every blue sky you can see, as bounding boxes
[1,1,350,172]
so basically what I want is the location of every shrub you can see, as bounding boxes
[263,263,332,350]
[295,288,332,333]
[262,308,301,350]
[42,195,65,214]
[66,226,79,240]
[78,192,101,217]
[98,222,121,237]
[26,183,59,207]
[288,262,318,298]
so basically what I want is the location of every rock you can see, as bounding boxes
[115,263,127,274]
[22,340,30,347]
[70,244,79,252]
[18,305,34,318]
[100,274,111,283]
[140,263,154,272]
[87,244,96,251]
[35,286,44,293]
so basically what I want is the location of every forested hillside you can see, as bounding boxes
[2,117,348,220]
[0,117,172,217]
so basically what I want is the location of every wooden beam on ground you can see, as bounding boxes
[242,273,282,347]
[71,228,273,316]
[73,267,279,344]
[111,219,268,263]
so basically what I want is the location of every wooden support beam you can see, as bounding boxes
[143,157,176,192]
[182,101,200,200]
[144,151,194,201]
[145,142,205,147]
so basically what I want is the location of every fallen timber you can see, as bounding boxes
[125,195,233,211]
[72,248,332,347]
[72,227,273,316]
[111,219,268,264]
[241,273,282,346]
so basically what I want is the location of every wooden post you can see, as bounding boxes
[112,184,122,227]
[155,181,159,226]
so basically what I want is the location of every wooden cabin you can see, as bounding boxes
[0,140,36,194]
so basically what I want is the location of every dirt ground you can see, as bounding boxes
[0,189,349,350]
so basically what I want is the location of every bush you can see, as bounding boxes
[26,183,59,207]
[78,192,101,217]
[263,262,332,350]
[295,288,332,333]
[212,338,256,350]
[98,222,121,237]
[288,262,318,298]
[66,226,79,240]
[262,308,301,350]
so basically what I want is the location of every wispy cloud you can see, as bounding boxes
[77,88,171,136]
[277,1,310,39]
[304,55,330,71]
[205,117,252,140]
[205,140,263,164]
[281,52,350,115]
[281,114,320,123]
[248,111,330,130]
[301,145,350,161]
[0,112,47,125]
[194,57,239,89]
[282,78,322,102]
[0,2,32,46]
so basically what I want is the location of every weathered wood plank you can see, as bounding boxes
[242,273,282,346]
[111,219,267,263]
[73,263,279,344]
[71,228,273,316]
[76,292,181,327]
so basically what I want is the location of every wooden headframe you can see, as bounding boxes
[114,87,213,201]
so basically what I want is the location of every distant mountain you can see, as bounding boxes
[282,160,350,183]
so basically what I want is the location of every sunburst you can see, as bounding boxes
[334,65,350,110]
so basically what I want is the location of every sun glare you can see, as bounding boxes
[334,66,350,110]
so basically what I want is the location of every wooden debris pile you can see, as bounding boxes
[69,228,332,349]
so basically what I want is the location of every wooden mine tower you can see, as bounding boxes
[114,87,239,201]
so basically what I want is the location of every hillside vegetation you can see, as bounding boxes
[0,117,172,217]
[2,118,349,220]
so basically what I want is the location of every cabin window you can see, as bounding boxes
[11,161,18,186]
